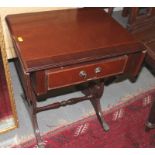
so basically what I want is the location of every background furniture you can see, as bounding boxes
[122,7,155,129]
[6,8,145,147]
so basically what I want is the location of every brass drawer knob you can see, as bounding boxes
[79,70,87,78]
[95,67,102,73]
[17,36,24,42]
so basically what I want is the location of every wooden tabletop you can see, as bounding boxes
[6,8,145,72]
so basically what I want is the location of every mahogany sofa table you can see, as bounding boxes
[6,8,146,147]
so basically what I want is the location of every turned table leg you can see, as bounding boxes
[21,93,45,148]
[82,82,110,131]
[24,73,46,147]
[31,104,45,148]
[146,100,155,130]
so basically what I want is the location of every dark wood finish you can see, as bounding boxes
[47,55,127,91]
[122,7,130,17]
[145,41,155,68]
[123,7,155,32]
[6,8,145,147]
[122,7,155,130]
[82,82,109,131]
[146,96,155,129]
[6,8,144,72]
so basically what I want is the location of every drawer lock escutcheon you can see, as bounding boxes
[79,70,87,79]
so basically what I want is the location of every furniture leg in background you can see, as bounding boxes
[146,100,155,130]
[121,7,155,131]
[145,42,155,131]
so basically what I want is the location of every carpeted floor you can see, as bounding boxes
[13,88,155,148]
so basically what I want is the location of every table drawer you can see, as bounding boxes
[47,55,128,90]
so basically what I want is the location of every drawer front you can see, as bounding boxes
[47,55,128,90]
